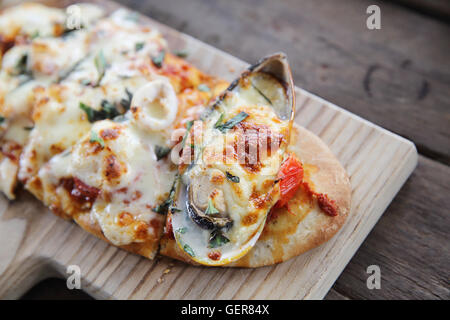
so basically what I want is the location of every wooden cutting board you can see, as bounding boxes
[0,0,418,300]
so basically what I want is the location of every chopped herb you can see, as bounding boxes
[214,111,249,133]
[151,50,165,68]
[120,88,133,111]
[30,30,40,39]
[61,25,84,38]
[79,102,96,122]
[205,199,219,215]
[208,229,230,248]
[198,84,210,92]
[135,42,145,51]
[174,50,188,58]
[183,244,195,257]
[101,100,120,119]
[80,101,121,123]
[155,145,171,161]
[90,131,104,148]
[181,120,194,147]
[251,82,273,106]
[226,172,240,183]
[0,116,4,124]
[213,113,225,129]
[152,176,178,215]
[171,207,182,213]
[176,227,186,234]
[14,54,29,76]
[23,126,34,131]
[94,50,108,86]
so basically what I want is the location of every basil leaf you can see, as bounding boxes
[226,172,240,183]
[205,199,219,215]
[176,227,186,234]
[215,111,249,133]
[135,42,144,51]
[174,50,188,58]
[120,88,133,111]
[155,145,171,161]
[30,30,40,40]
[94,50,107,86]
[183,244,195,257]
[208,229,230,248]
[213,113,225,129]
[79,102,96,122]
[101,100,120,119]
[198,84,210,92]
[14,54,29,76]
[90,131,104,148]
[80,100,121,123]
[0,116,4,124]
[181,120,194,148]
[152,176,178,215]
[152,50,165,68]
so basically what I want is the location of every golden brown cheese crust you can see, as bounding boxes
[159,124,351,267]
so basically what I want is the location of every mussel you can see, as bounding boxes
[169,53,295,266]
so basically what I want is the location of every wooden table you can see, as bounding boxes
[21,0,449,300]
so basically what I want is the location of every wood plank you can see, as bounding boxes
[117,0,450,164]
[329,156,450,300]
[389,0,450,21]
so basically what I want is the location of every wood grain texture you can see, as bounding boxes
[0,0,419,300]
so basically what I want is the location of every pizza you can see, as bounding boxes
[0,2,351,266]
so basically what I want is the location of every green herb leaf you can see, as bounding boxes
[152,176,178,215]
[120,88,133,111]
[183,244,195,257]
[135,42,145,51]
[251,82,273,106]
[152,50,165,68]
[226,172,240,183]
[30,30,40,39]
[198,84,210,92]
[215,111,249,133]
[80,102,95,122]
[23,126,34,131]
[90,131,104,148]
[181,120,194,148]
[14,54,29,76]
[0,116,4,125]
[176,227,186,234]
[208,229,230,248]
[94,50,107,86]
[205,199,219,215]
[80,100,121,123]
[174,50,188,58]
[213,113,225,129]
[101,100,120,119]
[155,145,171,161]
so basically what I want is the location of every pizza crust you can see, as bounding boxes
[159,124,351,267]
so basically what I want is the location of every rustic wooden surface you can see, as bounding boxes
[12,0,450,300]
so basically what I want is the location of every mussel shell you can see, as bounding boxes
[171,52,295,266]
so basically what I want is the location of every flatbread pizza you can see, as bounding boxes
[0,2,351,267]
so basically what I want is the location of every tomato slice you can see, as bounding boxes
[275,153,303,208]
